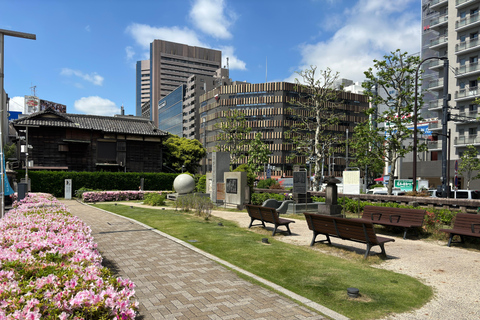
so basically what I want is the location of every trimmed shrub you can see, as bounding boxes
[14,170,178,197]
[251,192,285,205]
[143,193,166,206]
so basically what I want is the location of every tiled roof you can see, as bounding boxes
[12,109,168,137]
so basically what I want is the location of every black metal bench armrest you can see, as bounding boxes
[390,215,401,223]
[371,213,382,221]
[471,223,480,233]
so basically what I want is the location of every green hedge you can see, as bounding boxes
[15,171,179,197]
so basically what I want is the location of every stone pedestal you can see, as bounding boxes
[318,177,343,216]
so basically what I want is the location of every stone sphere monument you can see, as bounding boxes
[173,174,195,194]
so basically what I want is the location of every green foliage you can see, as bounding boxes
[163,135,206,173]
[233,164,256,189]
[15,171,178,197]
[4,142,16,161]
[285,66,342,189]
[195,175,206,193]
[257,178,278,189]
[251,192,285,205]
[247,133,271,173]
[214,109,252,166]
[75,187,99,199]
[458,145,480,189]
[356,49,423,194]
[143,193,166,206]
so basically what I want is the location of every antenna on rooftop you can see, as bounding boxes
[226,57,229,69]
[30,85,37,97]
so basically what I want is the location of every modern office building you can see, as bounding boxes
[148,40,222,127]
[405,0,480,190]
[199,82,369,178]
[158,85,185,137]
[136,60,150,118]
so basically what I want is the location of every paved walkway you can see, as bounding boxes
[62,200,343,320]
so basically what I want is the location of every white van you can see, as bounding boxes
[367,187,406,196]
[430,189,480,199]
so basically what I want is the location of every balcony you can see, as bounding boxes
[456,0,478,9]
[430,36,448,50]
[454,135,480,146]
[455,37,480,54]
[431,13,448,30]
[426,78,444,90]
[431,0,448,9]
[427,59,445,70]
[456,13,480,31]
[455,86,479,101]
[428,99,444,111]
[455,110,480,123]
[427,140,442,150]
[456,62,480,78]
[428,122,443,131]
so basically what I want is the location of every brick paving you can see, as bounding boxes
[62,200,344,320]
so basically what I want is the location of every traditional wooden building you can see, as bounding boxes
[11,108,168,172]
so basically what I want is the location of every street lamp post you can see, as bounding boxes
[0,29,36,218]
[413,56,447,192]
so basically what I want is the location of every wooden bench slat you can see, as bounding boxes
[246,204,295,236]
[440,213,480,246]
[304,212,394,259]
[356,206,426,239]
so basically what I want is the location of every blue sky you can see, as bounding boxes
[1,0,421,117]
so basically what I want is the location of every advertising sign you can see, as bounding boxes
[24,96,40,114]
[40,99,66,113]
[394,179,414,191]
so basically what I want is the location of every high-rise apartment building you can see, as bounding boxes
[411,0,480,190]
[136,60,151,119]
[148,40,222,127]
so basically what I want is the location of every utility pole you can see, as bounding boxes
[441,58,450,197]
[0,29,36,218]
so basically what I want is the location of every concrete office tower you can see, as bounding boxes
[136,60,150,119]
[150,40,222,127]
[414,0,480,189]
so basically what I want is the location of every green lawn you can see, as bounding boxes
[93,203,432,320]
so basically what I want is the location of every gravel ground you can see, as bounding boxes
[209,209,480,320]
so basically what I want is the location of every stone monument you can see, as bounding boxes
[318,177,342,216]
[167,174,195,200]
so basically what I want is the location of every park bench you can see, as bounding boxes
[245,204,295,236]
[440,213,480,247]
[303,212,395,259]
[356,206,426,239]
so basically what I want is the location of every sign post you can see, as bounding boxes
[65,179,72,200]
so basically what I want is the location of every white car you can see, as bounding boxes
[430,189,480,200]
[367,187,406,196]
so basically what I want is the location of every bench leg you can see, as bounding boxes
[447,234,454,247]
[364,244,372,259]
[379,243,387,256]
[285,224,292,235]
[403,228,408,240]
[272,225,278,236]
[248,218,266,229]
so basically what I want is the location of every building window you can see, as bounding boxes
[469,127,477,135]
[459,128,465,136]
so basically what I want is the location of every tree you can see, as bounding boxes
[247,133,271,176]
[353,49,423,194]
[163,135,206,173]
[214,109,252,167]
[458,145,480,190]
[286,66,342,190]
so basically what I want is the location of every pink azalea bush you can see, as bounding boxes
[82,190,171,203]
[0,193,138,319]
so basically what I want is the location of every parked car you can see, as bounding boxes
[366,187,406,196]
[430,189,480,200]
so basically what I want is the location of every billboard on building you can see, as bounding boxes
[24,96,40,114]
[40,99,66,113]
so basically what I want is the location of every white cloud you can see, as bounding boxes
[125,46,135,60]
[61,68,104,86]
[189,0,236,39]
[85,25,91,32]
[218,46,246,70]
[8,96,25,112]
[125,23,207,49]
[73,96,119,116]
[287,0,420,84]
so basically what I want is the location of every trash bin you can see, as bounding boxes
[18,183,28,201]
